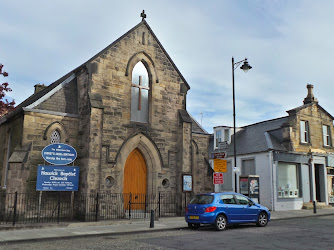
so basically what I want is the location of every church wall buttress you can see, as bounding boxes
[86,107,104,193]
[76,69,95,193]
[182,122,192,174]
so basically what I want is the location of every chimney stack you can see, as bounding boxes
[303,84,317,105]
[34,84,47,94]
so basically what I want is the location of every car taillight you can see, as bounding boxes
[186,207,188,212]
[205,207,217,213]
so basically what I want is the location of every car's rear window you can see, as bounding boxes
[189,195,214,204]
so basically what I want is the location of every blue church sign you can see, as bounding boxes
[36,165,79,191]
[42,143,77,165]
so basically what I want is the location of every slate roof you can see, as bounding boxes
[226,116,290,156]
[178,110,209,135]
[189,113,209,135]
[0,19,190,124]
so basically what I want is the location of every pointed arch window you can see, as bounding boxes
[131,61,149,123]
[50,130,61,144]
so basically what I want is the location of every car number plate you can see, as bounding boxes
[189,216,199,219]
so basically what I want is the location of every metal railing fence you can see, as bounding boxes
[0,192,192,226]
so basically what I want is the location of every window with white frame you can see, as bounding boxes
[215,130,222,148]
[277,163,300,198]
[323,125,332,146]
[50,130,61,144]
[300,120,310,143]
[224,129,230,142]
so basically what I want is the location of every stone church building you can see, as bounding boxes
[0,15,213,200]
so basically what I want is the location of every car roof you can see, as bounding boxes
[196,192,239,196]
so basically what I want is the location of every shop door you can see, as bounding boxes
[315,164,321,201]
[328,175,334,204]
[123,149,147,210]
[315,164,326,202]
[301,164,310,203]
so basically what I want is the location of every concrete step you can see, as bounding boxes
[302,202,332,209]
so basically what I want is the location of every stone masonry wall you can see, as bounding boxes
[0,122,9,187]
[83,23,190,193]
[0,116,24,189]
[75,69,91,193]
[22,112,79,191]
[192,133,212,193]
[85,107,104,193]
[289,103,334,154]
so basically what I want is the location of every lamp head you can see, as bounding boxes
[240,58,252,73]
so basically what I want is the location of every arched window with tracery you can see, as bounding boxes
[131,61,149,123]
[50,130,61,144]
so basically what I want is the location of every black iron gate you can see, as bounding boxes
[0,192,192,226]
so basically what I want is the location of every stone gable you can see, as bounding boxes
[288,103,334,153]
[75,22,192,193]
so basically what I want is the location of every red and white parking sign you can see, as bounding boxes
[213,173,224,185]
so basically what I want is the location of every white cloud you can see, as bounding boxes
[2,0,334,134]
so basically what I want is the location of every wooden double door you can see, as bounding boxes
[123,149,147,210]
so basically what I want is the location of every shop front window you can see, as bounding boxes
[277,163,300,198]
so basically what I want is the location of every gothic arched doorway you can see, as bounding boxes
[123,148,147,210]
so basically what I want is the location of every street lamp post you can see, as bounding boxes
[232,57,252,193]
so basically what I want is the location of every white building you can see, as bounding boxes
[211,85,334,211]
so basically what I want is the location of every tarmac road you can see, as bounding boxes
[2,215,334,250]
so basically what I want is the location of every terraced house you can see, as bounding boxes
[213,84,334,210]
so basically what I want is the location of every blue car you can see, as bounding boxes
[185,192,270,231]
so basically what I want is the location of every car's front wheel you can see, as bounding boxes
[188,223,200,229]
[256,212,268,227]
[214,214,227,231]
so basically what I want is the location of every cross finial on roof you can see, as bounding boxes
[141,10,146,21]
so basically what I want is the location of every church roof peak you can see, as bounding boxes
[0,13,191,124]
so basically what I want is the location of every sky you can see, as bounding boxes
[1,0,334,133]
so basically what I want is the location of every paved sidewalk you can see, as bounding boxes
[0,208,334,244]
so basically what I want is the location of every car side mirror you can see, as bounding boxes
[249,202,253,207]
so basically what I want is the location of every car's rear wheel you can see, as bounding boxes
[214,214,227,231]
[257,212,268,227]
[188,223,200,229]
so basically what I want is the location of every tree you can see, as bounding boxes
[0,63,15,117]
